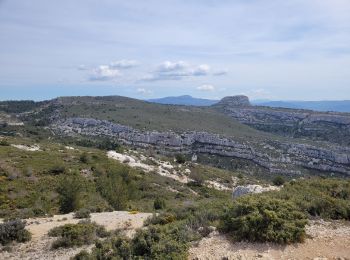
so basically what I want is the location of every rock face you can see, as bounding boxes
[213,96,350,146]
[213,95,251,108]
[232,185,279,198]
[51,117,350,175]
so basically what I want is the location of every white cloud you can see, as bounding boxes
[144,61,213,81]
[197,84,215,91]
[157,61,188,72]
[137,88,152,95]
[87,59,139,81]
[192,64,210,76]
[89,65,121,81]
[109,59,139,69]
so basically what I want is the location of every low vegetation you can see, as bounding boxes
[220,178,350,244]
[153,197,166,210]
[272,175,285,186]
[74,208,91,219]
[221,196,307,244]
[0,219,31,245]
[175,153,186,164]
[0,134,349,258]
[48,221,108,249]
[0,139,9,146]
[271,178,350,220]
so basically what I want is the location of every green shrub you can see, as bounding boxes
[74,223,192,259]
[221,196,307,244]
[74,209,91,219]
[96,168,136,210]
[272,176,285,186]
[272,178,350,220]
[0,219,31,245]
[146,213,176,225]
[79,153,89,164]
[49,165,66,175]
[189,171,204,186]
[0,139,9,146]
[48,221,108,249]
[57,174,84,213]
[72,250,92,260]
[153,197,166,210]
[175,154,186,164]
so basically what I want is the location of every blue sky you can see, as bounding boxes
[0,0,349,101]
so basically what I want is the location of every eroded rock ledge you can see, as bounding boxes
[213,96,350,146]
[51,117,350,175]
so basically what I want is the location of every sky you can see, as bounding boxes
[0,0,350,101]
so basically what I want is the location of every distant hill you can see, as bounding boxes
[148,96,350,112]
[148,95,219,106]
[252,100,350,113]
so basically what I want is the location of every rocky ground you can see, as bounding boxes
[189,220,350,260]
[0,211,152,260]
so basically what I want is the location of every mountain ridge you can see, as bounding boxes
[148,95,350,112]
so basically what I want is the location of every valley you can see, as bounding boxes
[0,95,349,259]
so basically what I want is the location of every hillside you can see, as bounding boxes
[213,96,350,146]
[50,96,269,139]
[148,95,219,106]
[0,95,350,259]
[1,95,349,177]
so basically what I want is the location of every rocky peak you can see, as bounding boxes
[214,95,251,109]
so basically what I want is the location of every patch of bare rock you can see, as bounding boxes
[107,150,231,191]
[232,184,280,198]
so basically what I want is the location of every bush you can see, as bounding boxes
[272,178,350,220]
[72,250,91,260]
[153,197,166,210]
[79,225,189,260]
[74,209,91,219]
[189,171,204,187]
[57,174,84,213]
[272,176,285,186]
[0,219,31,245]
[49,165,66,175]
[221,196,307,244]
[79,153,89,164]
[96,168,136,210]
[175,154,186,164]
[48,221,108,249]
[0,139,9,146]
[146,213,176,225]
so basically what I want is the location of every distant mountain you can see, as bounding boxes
[252,100,350,113]
[148,95,219,106]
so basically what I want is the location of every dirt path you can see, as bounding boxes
[0,211,152,260]
[189,220,350,260]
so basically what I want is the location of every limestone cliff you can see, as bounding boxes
[51,117,350,175]
[213,96,350,146]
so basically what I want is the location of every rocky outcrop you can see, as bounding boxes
[51,117,350,175]
[232,185,280,198]
[213,96,350,146]
[213,95,251,108]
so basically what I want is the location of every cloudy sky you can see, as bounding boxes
[0,0,349,101]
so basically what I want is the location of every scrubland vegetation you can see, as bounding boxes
[0,135,349,258]
[48,221,108,249]
[0,219,31,245]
